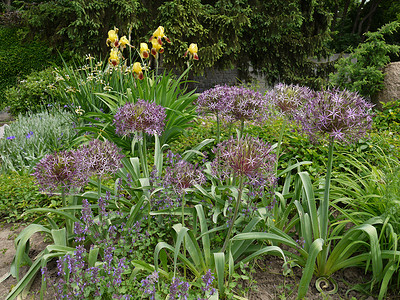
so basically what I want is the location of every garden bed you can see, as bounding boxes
[0,223,378,300]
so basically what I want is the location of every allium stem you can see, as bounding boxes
[321,138,334,241]
[239,120,244,139]
[98,175,103,224]
[216,113,220,145]
[181,194,187,279]
[222,176,244,252]
[275,119,287,175]
[138,131,149,178]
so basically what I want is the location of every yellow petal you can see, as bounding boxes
[153,26,165,38]
[107,30,118,43]
[188,43,198,54]
[140,43,149,52]
[119,36,129,47]
[132,62,142,74]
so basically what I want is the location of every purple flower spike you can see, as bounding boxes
[140,271,159,300]
[295,88,374,144]
[33,150,89,194]
[113,100,166,137]
[267,83,315,115]
[79,139,124,177]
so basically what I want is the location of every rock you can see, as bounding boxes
[376,61,400,104]
[0,107,13,123]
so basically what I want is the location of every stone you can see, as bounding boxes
[376,61,400,104]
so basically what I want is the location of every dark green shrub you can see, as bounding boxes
[0,26,57,109]
[3,67,66,115]
[330,21,400,101]
[0,173,61,223]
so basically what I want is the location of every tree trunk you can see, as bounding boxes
[352,0,367,34]
[358,0,382,38]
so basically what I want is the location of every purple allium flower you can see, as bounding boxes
[196,85,269,123]
[227,86,269,123]
[33,150,89,194]
[266,83,314,115]
[163,151,206,195]
[113,100,167,137]
[211,135,276,189]
[79,139,124,177]
[196,84,235,117]
[6,136,15,140]
[295,88,374,144]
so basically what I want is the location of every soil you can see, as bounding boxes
[0,223,394,300]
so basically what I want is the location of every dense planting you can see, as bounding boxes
[1,25,400,300]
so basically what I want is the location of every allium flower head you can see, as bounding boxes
[33,150,89,194]
[211,135,276,188]
[267,83,314,115]
[163,152,206,195]
[227,86,269,123]
[196,85,269,123]
[113,100,166,137]
[196,85,234,117]
[295,88,374,144]
[79,139,124,177]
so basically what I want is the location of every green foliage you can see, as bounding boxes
[0,27,57,107]
[330,21,400,100]
[0,173,61,223]
[69,66,198,149]
[20,0,145,57]
[240,0,332,87]
[3,67,67,115]
[0,110,76,174]
[157,0,250,74]
[374,99,400,132]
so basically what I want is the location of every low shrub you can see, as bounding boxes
[3,67,66,115]
[0,173,61,223]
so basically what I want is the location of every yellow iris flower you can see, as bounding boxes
[140,43,150,59]
[107,29,118,46]
[119,36,130,48]
[149,26,171,45]
[184,43,199,60]
[151,38,164,57]
[132,62,144,80]
[109,49,120,66]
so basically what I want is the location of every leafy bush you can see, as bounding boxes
[330,21,400,101]
[0,27,58,109]
[0,110,76,174]
[0,173,61,223]
[3,67,67,115]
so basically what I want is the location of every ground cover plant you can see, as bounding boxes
[2,25,400,300]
